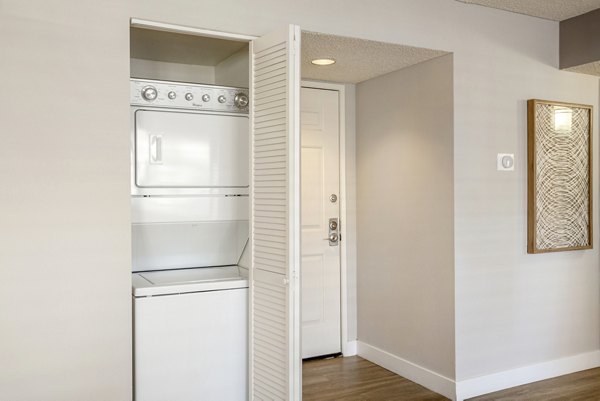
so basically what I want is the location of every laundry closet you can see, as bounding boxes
[129,19,453,401]
[129,19,309,401]
[129,24,253,401]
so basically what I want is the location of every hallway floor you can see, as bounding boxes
[302,356,600,401]
[302,356,448,401]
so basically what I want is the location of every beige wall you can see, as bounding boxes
[356,54,455,379]
[2,0,600,400]
[0,3,132,401]
[130,58,216,84]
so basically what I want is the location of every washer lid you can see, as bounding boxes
[132,266,248,297]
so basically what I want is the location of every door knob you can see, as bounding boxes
[327,217,339,246]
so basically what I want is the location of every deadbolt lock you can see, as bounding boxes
[327,217,340,246]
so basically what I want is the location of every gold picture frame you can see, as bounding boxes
[527,99,593,253]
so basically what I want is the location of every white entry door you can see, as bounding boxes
[300,87,341,359]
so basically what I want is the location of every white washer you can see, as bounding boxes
[133,266,248,401]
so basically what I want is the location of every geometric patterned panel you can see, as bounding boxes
[529,100,592,252]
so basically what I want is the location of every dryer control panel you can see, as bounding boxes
[130,79,249,113]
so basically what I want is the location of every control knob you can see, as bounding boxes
[218,95,227,103]
[185,93,194,101]
[168,91,176,99]
[202,94,210,102]
[141,86,158,101]
[234,93,249,108]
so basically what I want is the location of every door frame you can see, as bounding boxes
[130,18,257,41]
[300,80,353,356]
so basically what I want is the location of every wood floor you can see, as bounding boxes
[302,356,449,401]
[468,366,600,401]
[303,356,600,401]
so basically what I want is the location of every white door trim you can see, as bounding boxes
[130,18,257,41]
[300,80,353,356]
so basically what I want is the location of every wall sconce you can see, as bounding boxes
[554,106,573,134]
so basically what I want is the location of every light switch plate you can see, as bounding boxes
[497,153,515,171]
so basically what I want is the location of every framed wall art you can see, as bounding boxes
[527,99,593,253]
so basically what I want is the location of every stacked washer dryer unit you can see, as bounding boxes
[130,78,250,401]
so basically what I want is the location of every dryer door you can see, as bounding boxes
[134,110,249,188]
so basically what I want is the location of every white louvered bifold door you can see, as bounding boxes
[249,25,301,401]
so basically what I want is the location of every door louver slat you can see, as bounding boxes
[250,25,300,401]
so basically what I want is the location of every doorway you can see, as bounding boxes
[301,85,342,359]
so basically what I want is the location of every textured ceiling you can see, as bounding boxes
[565,60,600,77]
[301,32,448,84]
[456,0,600,21]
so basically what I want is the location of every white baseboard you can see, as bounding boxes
[455,350,600,401]
[357,342,600,401]
[357,341,456,400]
[343,340,357,356]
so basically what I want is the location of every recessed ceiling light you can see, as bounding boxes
[311,58,336,66]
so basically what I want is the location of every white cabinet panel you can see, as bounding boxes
[134,289,248,401]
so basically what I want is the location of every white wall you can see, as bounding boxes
[344,84,358,344]
[2,0,599,399]
[130,58,216,83]
[0,3,132,400]
[215,47,250,87]
[356,54,455,379]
